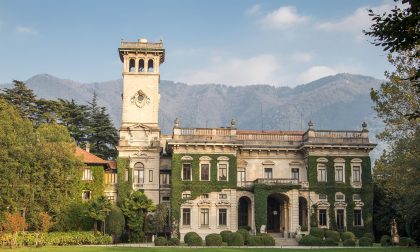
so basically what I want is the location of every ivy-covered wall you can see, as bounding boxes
[116,157,132,206]
[307,156,373,236]
[81,165,105,200]
[170,153,237,221]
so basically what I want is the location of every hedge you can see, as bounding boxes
[205,233,222,246]
[247,235,263,246]
[325,230,340,242]
[358,237,373,246]
[184,232,200,244]
[227,232,244,246]
[154,237,167,246]
[322,237,338,246]
[298,235,322,246]
[188,235,203,246]
[236,229,250,244]
[343,238,356,246]
[341,231,355,241]
[310,227,325,238]
[399,237,415,247]
[363,233,375,242]
[380,235,391,246]
[257,233,275,246]
[220,230,232,242]
[168,237,180,246]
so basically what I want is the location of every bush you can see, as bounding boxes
[205,233,222,246]
[188,235,203,246]
[358,237,373,246]
[341,231,355,241]
[325,230,340,242]
[322,237,337,246]
[310,227,325,238]
[105,205,125,243]
[236,229,250,244]
[239,226,251,231]
[258,233,275,246]
[220,230,232,242]
[227,232,244,246]
[343,238,356,246]
[363,233,375,242]
[154,236,167,246]
[184,232,200,244]
[248,235,264,246]
[168,237,180,246]
[298,235,323,246]
[399,237,415,247]
[380,235,391,246]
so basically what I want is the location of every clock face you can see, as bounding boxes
[131,90,150,108]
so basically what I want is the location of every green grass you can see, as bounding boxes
[0,247,418,252]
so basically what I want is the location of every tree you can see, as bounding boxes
[120,191,155,242]
[87,196,112,233]
[1,213,28,248]
[38,212,52,233]
[154,203,169,234]
[364,0,419,119]
[0,80,38,122]
[58,99,89,146]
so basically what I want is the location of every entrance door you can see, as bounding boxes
[336,209,345,230]
[267,197,280,232]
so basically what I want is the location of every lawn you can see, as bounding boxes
[0,247,418,252]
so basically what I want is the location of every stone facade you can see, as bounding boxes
[115,39,376,239]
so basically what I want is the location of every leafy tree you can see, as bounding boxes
[87,196,112,232]
[38,212,52,233]
[105,205,125,242]
[0,80,38,121]
[1,212,28,248]
[364,0,419,119]
[120,191,155,242]
[154,203,169,233]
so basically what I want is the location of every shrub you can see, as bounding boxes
[363,233,375,242]
[322,237,338,246]
[247,235,264,246]
[184,232,200,244]
[239,226,251,231]
[220,230,232,242]
[341,231,356,241]
[168,237,180,246]
[154,236,167,246]
[380,235,391,246]
[205,233,222,246]
[258,233,275,246]
[227,232,244,246]
[358,237,373,246]
[236,229,250,244]
[310,227,325,238]
[325,230,340,242]
[399,237,415,247]
[188,235,203,246]
[298,235,323,246]
[105,205,125,243]
[343,238,356,246]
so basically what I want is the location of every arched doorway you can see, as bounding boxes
[299,197,308,230]
[238,196,251,228]
[267,193,289,234]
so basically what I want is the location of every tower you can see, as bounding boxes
[117,38,165,203]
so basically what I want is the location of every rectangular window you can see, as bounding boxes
[318,165,327,182]
[353,194,361,201]
[82,190,91,201]
[237,170,245,182]
[182,208,191,225]
[149,170,153,182]
[291,168,299,180]
[319,209,327,226]
[160,173,170,185]
[106,173,117,184]
[352,166,361,183]
[219,193,227,199]
[264,168,273,179]
[107,195,115,202]
[335,166,344,182]
[354,209,362,226]
[201,164,210,181]
[219,208,227,225]
[82,168,92,180]
[162,196,170,201]
[201,194,209,199]
[319,194,327,201]
[182,163,191,181]
[218,164,227,181]
[201,208,209,226]
[134,169,144,184]
[336,209,345,230]
[182,193,191,199]
[335,193,345,201]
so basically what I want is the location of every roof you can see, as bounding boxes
[75,147,109,165]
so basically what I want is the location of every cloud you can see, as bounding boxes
[298,66,337,83]
[179,54,280,86]
[16,26,38,35]
[245,4,261,15]
[291,52,314,63]
[259,6,309,29]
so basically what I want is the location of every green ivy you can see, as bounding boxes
[82,165,104,200]
[170,153,237,222]
[307,156,373,235]
[116,157,132,206]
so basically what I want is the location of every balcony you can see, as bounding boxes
[237,179,309,189]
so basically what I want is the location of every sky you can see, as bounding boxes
[0,0,397,87]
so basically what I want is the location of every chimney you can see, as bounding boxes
[85,143,90,153]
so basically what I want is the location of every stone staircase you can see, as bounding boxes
[268,232,299,246]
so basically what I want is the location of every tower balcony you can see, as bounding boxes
[237,179,309,189]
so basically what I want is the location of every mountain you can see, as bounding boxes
[0,73,384,158]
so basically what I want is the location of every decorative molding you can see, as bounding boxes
[199,156,212,161]
[316,157,328,163]
[351,158,363,163]
[181,156,193,161]
[262,160,275,165]
[130,89,150,108]
[217,156,229,161]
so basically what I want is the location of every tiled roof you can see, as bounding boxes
[75,147,109,165]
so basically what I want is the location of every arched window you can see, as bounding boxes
[138,59,145,72]
[133,162,144,185]
[129,59,136,72]
[148,59,154,72]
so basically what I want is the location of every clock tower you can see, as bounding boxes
[117,38,165,203]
